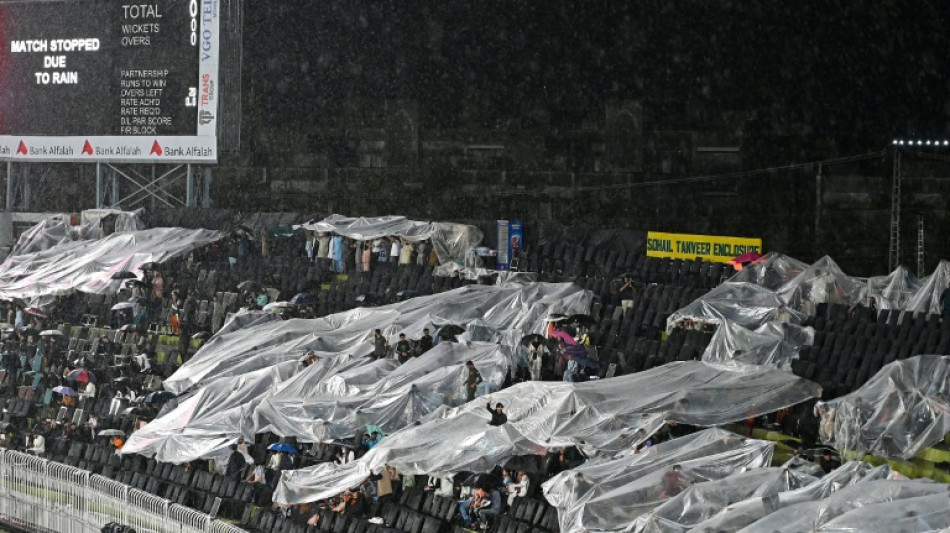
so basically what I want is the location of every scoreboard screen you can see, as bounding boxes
[0,0,219,162]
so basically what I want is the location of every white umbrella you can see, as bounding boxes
[97,429,125,437]
[111,301,135,311]
[39,330,64,337]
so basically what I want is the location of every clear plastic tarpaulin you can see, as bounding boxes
[700,319,806,370]
[125,283,592,464]
[0,227,222,300]
[816,354,950,460]
[729,252,810,291]
[541,428,776,533]
[8,209,144,257]
[667,282,805,334]
[273,362,821,505]
[295,214,483,266]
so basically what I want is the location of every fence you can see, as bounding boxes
[0,450,247,533]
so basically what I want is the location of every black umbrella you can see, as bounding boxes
[291,293,317,306]
[355,293,377,305]
[112,376,132,384]
[520,334,546,346]
[436,324,466,338]
[568,314,594,327]
[138,262,161,272]
[143,391,175,404]
[503,455,545,475]
[111,271,137,280]
[126,279,150,289]
[237,280,264,293]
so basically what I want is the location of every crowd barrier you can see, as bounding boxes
[0,449,246,533]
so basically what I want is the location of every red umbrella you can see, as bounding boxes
[549,329,577,345]
[24,307,47,318]
[67,369,96,383]
[730,251,763,264]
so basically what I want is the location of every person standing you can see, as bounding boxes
[486,397,507,426]
[417,329,434,355]
[372,329,388,360]
[395,333,412,364]
[619,277,635,312]
[465,361,483,402]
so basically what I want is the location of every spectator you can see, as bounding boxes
[660,465,688,498]
[619,276,635,311]
[225,444,247,480]
[417,328,434,355]
[26,432,44,455]
[79,381,96,401]
[395,334,412,364]
[389,239,401,264]
[486,397,507,426]
[458,487,485,528]
[506,471,530,506]
[377,465,394,502]
[528,339,545,381]
[244,463,266,484]
[819,450,840,474]
[371,329,388,360]
[465,361,483,402]
[335,447,355,465]
[472,487,502,528]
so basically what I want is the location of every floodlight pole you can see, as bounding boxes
[887,148,901,272]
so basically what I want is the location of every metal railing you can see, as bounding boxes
[0,450,247,533]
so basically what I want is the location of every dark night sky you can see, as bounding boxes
[244,1,949,152]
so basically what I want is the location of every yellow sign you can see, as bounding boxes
[646,231,762,263]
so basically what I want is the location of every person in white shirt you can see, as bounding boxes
[80,382,96,400]
[27,433,45,455]
[390,239,402,264]
[506,471,530,506]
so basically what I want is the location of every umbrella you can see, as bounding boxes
[111,302,136,311]
[39,330,64,337]
[435,324,466,337]
[143,391,175,404]
[191,331,211,340]
[290,293,317,306]
[549,329,577,345]
[570,353,600,371]
[731,251,763,264]
[119,324,137,332]
[111,271,138,280]
[563,344,588,358]
[112,376,132,384]
[97,429,125,437]
[138,262,161,272]
[24,307,46,318]
[66,369,96,383]
[267,442,298,454]
[355,293,377,305]
[503,455,545,475]
[365,424,385,438]
[126,279,149,289]
[544,314,569,323]
[567,314,594,327]
[520,334,546,346]
[52,386,77,396]
[263,301,295,313]
[237,280,264,292]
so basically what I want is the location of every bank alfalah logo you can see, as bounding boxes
[199,110,215,125]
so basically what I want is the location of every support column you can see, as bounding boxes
[186,164,195,207]
[21,165,29,210]
[202,167,212,207]
[96,162,104,208]
[112,167,120,208]
[5,162,12,210]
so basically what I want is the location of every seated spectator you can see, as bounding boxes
[819,450,841,474]
[244,463,266,484]
[471,487,502,529]
[458,487,485,528]
[506,471,530,506]
[79,381,96,401]
[26,432,45,455]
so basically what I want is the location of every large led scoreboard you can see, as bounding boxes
[0,0,219,163]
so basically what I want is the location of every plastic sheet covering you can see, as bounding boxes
[738,478,950,532]
[774,256,866,316]
[0,227,223,300]
[122,362,299,463]
[816,354,950,459]
[79,208,145,234]
[254,341,515,442]
[127,283,590,463]
[862,265,921,311]
[688,460,894,532]
[700,319,800,369]
[164,282,591,395]
[630,466,818,532]
[274,363,821,504]
[541,428,775,533]
[903,260,950,316]
[666,282,805,334]
[433,263,539,284]
[729,252,810,290]
[295,214,483,265]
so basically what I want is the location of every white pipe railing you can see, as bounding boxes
[0,450,246,533]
